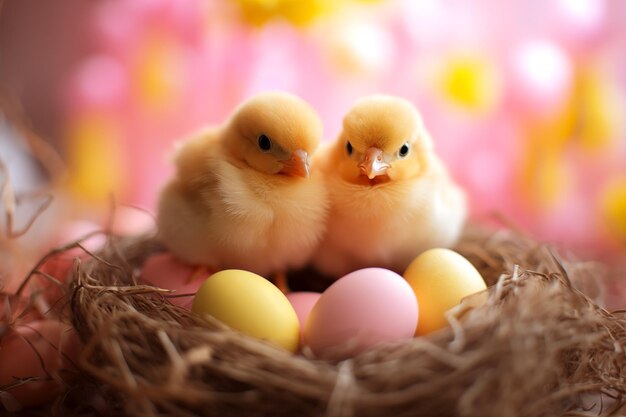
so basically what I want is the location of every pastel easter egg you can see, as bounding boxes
[41,220,105,279]
[140,253,207,309]
[192,270,300,352]
[0,321,78,411]
[0,295,41,326]
[286,292,321,343]
[304,268,418,359]
[108,205,155,236]
[404,248,486,335]
[37,221,105,308]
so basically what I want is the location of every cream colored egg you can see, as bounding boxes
[404,248,486,335]
[192,269,300,352]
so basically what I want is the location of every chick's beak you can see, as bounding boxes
[280,149,310,178]
[359,147,390,179]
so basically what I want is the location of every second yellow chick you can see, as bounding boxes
[312,95,467,278]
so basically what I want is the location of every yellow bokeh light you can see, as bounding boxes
[520,149,570,210]
[134,33,183,113]
[574,69,622,151]
[518,102,578,208]
[233,0,339,26]
[601,180,626,242]
[438,55,502,114]
[65,114,126,202]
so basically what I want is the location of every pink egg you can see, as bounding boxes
[108,205,155,236]
[0,320,78,411]
[286,292,321,343]
[0,295,39,325]
[39,220,106,274]
[35,221,105,306]
[140,253,208,309]
[48,220,105,252]
[304,268,418,359]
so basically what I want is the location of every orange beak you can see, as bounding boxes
[280,149,310,178]
[359,147,390,179]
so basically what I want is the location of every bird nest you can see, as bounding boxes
[54,226,626,417]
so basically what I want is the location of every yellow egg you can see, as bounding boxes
[404,249,486,335]
[192,270,300,352]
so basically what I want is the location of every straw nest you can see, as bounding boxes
[61,226,626,417]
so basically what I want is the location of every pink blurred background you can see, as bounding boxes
[0,0,625,293]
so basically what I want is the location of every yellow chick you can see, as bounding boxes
[312,95,467,278]
[156,91,328,278]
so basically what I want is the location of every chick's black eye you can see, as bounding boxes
[398,143,410,158]
[346,141,353,156]
[258,134,272,152]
